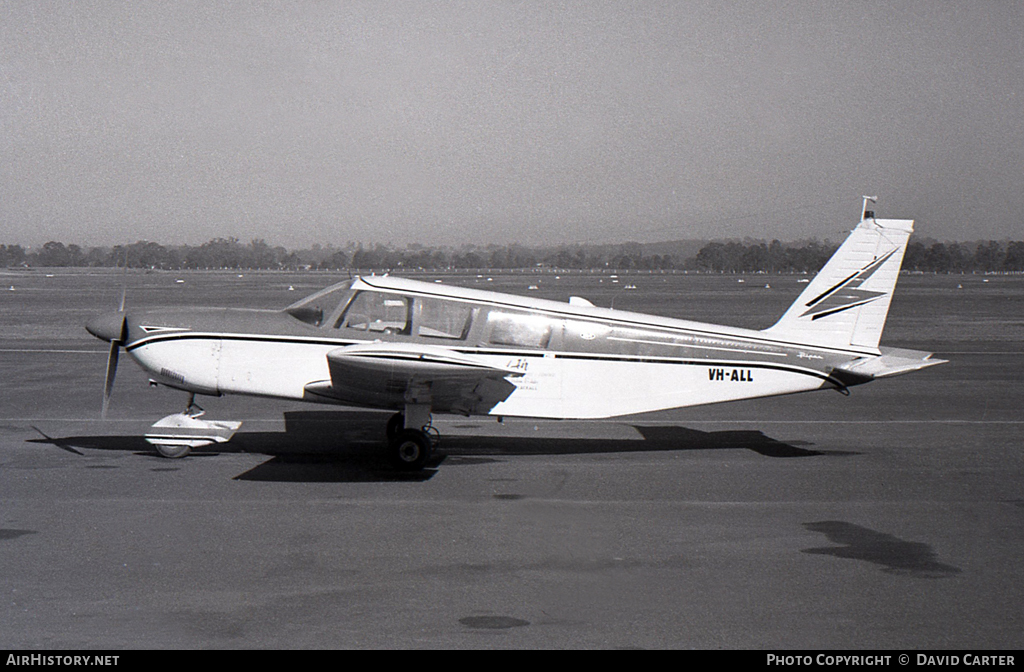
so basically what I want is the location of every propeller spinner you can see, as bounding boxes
[85,310,127,344]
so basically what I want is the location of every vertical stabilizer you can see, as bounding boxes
[762,216,914,352]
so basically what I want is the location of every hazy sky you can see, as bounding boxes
[2,1,1023,248]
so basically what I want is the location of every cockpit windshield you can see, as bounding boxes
[283,281,353,327]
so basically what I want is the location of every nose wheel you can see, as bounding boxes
[153,395,203,459]
[155,443,192,459]
[145,393,241,459]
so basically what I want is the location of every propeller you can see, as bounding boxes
[102,337,120,419]
[86,284,128,419]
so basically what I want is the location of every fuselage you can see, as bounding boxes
[115,275,866,420]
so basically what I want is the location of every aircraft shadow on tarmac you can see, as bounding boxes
[29,410,850,484]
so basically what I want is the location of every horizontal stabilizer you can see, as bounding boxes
[833,347,947,383]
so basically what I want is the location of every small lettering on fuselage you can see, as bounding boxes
[708,368,754,382]
[507,358,529,372]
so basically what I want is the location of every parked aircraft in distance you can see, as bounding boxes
[86,203,946,469]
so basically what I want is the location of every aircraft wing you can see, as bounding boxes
[304,343,523,414]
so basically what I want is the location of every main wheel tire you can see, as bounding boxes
[389,429,432,471]
[155,443,191,459]
[385,412,405,441]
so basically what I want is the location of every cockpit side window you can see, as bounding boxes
[415,297,475,340]
[335,291,411,334]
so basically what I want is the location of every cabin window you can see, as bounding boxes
[415,297,474,340]
[335,291,411,334]
[486,311,553,348]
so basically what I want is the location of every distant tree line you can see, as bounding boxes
[3,238,1024,273]
[691,239,1024,274]
[0,239,678,271]
[693,240,838,273]
[900,241,1024,273]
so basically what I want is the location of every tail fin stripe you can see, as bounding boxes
[804,270,861,308]
[809,299,880,320]
[804,249,896,309]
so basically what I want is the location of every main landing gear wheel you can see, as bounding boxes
[385,412,405,441]
[389,429,433,471]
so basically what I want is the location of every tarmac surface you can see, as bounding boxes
[1,270,1022,649]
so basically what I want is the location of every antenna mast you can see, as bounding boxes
[861,195,878,221]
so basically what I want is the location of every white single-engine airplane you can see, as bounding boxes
[87,204,945,469]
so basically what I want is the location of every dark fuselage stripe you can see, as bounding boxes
[127,332,845,388]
